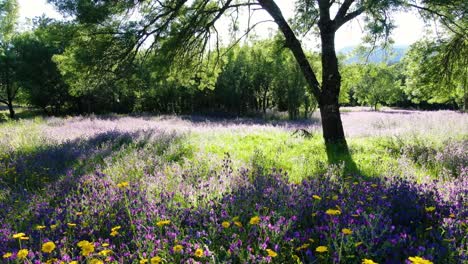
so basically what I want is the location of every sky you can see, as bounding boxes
[18,0,428,50]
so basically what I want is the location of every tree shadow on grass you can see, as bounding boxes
[0,129,181,222]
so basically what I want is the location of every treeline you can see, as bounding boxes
[1,5,466,119]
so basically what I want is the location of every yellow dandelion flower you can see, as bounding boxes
[12,232,25,239]
[102,243,110,247]
[36,225,46,230]
[2,252,12,258]
[70,261,78,264]
[140,259,149,264]
[408,256,433,264]
[325,209,341,216]
[173,244,183,253]
[111,226,121,232]
[234,221,243,227]
[249,216,261,225]
[89,259,104,264]
[222,221,230,228]
[42,241,56,253]
[117,181,129,188]
[98,249,112,256]
[313,195,322,200]
[425,206,436,212]
[150,256,162,264]
[20,236,30,240]
[266,249,278,257]
[110,231,119,237]
[17,249,28,259]
[156,220,171,227]
[194,248,204,258]
[77,240,95,256]
[342,228,353,235]
[315,246,328,253]
[362,259,378,264]
[67,223,77,227]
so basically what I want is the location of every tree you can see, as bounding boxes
[0,0,19,118]
[48,0,467,162]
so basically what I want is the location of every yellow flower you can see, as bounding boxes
[362,259,378,264]
[20,236,30,240]
[17,249,28,259]
[425,206,436,212]
[89,259,104,264]
[249,216,261,225]
[12,232,26,239]
[342,228,353,235]
[117,181,129,188]
[408,256,433,264]
[315,246,328,253]
[67,223,77,227]
[150,256,162,264]
[76,212,83,216]
[42,241,56,253]
[325,209,341,216]
[295,243,310,251]
[222,221,230,228]
[110,230,119,237]
[266,249,278,257]
[46,258,58,264]
[36,225,46,230]
[70,261,78,264]
[50,224,58,230]
[98,249,113,256]
[156,220,171,227]
[111,226,121,231]
[2,252,12,258]
[77,240,95,256]
[234,221,243,227]
[140,259,149,264]
[102,243,110,247]
[173,244,183,253]
[313,195,322,200]
[194,248,204,258]
[449,213,455,218]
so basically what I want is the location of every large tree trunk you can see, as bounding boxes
[7,101,15,119]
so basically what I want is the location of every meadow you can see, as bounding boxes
[0,109,467,263]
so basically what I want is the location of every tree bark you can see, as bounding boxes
[7,101,15,119]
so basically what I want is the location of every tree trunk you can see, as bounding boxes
[7,102,15,119]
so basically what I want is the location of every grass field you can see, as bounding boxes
[0,109,467,263]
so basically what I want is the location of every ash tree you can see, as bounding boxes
[48,0,467,161]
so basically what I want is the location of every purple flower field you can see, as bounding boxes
[0,110,467,263]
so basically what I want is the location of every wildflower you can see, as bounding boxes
[313,195,322,200]
[249,216,261,225]
[46,258,58,264]
[77,240,95,256]
[12,232,25,239]
[111,226,121,231]
[70,261,78,264]
[449,213,455,218]
[89,259,104,264]
[173,244,183,253]
[234,221,243,227]
[325,209,341,216]
[425,206,436,212]
[67,223,77,227]
[362,259,378,264]
[2,252,12,259]
[222,221,230,228]
[20,236,29,240]
[98,249,112,256]
[140,259,149,264]
[408,256,433,264]
[110,225,121,236]
[342,228,353,235]
[315,246,328,253]
[42,241,56,253]
[117,181,129,189]
[151,256,162,264]
[266,249,278,257]
[295,243,310,251]
[156,220,171,227]
[110,230,119,237]
[36,225,46,230]
[17,249,28,259]
[194,248,204,257]
[102,243,110,247]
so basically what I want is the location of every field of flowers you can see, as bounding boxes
[0,109,467,263]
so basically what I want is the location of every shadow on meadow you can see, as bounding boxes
[0,129,185,225]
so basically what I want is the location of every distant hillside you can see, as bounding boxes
[338,45,409,64]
